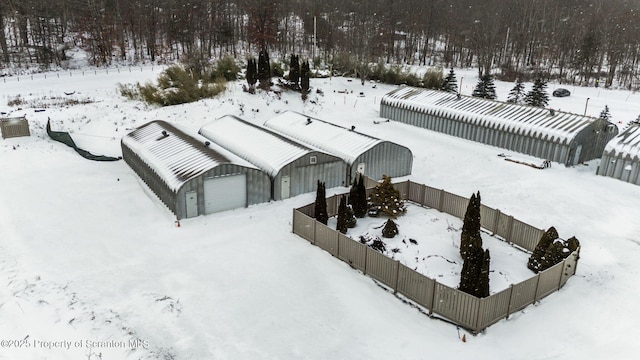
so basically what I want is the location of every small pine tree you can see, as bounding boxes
[351,174,368,218]
[301,60,310,98]
[289,54,300,87]
[525,78,550,107]
[507,80,525,104]
[367,175,406,218]
[460,192,482,261]
[314,180,328,225]
[258,50,271,90]
[382,219,399,238]
[459,245,483,295]
[336,195,349,234]
[345,205,357,228]
[527,226,559,272]
[246,58,257,89]
[599,105,611,121]
[472,74,497,100]
[441,67,458,93]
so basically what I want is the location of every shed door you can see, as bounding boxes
[356,162,366,175]
[281,175,291,199]
[574,145,583,164]
[185,191,198,218]
[204,174,247,214]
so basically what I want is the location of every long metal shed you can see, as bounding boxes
[597,124,640,185]
[122,120,271,219]
[264,110,413,185]
[198,115,346,200]
[380,87,618,166]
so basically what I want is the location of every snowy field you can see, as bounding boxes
[1,65,640,359]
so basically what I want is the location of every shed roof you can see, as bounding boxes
[199,115,319,177]
[122,120,235,191]
[604,124,640,159]
[381,87,597,144]
[264,110,385,164]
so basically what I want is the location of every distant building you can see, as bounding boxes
[380,87,618,166]
[0,116,30,139]
[264,110,413,185]
[122,120,271,219]
[597,124,640,185]
[199,115,346,200]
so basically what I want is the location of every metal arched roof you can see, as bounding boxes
[604,124,640,159]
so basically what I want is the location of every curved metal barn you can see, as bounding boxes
[264,110,413,184]
[380,87,618,166]
[199,115,346,200]
[122,120,271,219]
[598,124,640,185]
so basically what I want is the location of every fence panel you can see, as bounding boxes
[407,182,425,204]
[432,283,480,331]
[394,181,410,200]
[441,192,468,219]
[365,247,399,289]
[326,195,340,217]
[397,264,436,310]
[476,287,511,330]
[293,210,316,243]
[315,222,339,257]
[423,187,442,209]
[297,203,315,217]
[560,250,579,287]
[508,276,539,313]
[338,235,367,272]
[480,205,498,233]
[496,214,513,239]
[510,219,543,252]
[364,177,380,189]
[535,263,563,300]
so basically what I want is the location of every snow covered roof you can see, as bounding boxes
[381,87,599,144]
[263,110,386,164]
[198,115,319,177]
[604,124,640,160]
[122,120,233,191]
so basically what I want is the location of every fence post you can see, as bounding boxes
[506,215,515,243]
[393,260,400,295]
[438,189,445,211]
[292,208,296,233]
[532,273,542,303]
[493,209,502,235]
[336,233,341,258]
[475,298,484,334]
[506,284,515,319]
[428,281,437,316]
[558,258,567,290]
[363,245,369,275]
[311,220,317,245]
[420,183,426,206]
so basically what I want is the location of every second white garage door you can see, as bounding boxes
[204,174,247,214]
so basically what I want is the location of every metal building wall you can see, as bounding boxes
[349,142,413,183]
[598,152,640,185]
[272,151,346,200]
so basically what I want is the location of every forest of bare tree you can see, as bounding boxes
[2,0,640,88]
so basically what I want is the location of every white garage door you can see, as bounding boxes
[204,174,247,214]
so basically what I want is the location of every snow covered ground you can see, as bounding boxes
[1,66,640,359]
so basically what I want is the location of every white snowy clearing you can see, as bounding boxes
[1,65,639,359]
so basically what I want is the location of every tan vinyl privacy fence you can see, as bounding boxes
[291,179,580,333]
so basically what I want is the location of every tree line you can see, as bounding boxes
[2,0,640,89]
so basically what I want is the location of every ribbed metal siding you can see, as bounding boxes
[350,142,413,183]
[0,118,30,139]
[273,151,346,200]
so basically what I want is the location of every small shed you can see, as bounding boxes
[122,120,271,219]
[0,116,31,139]
[597,124,640,185]
[199,115,346,200]
[264,111,413,184]
[380,87,618,166]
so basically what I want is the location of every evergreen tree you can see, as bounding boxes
[507,80,525,104]
[257,49,271,89]
[459,245,483,296]
[525,78,550,107]
[381,219,399,238]
[314,180,328,225]
[345,204,357,228]
[336,195,349,234]
[476,249,491,298]
[441,67,458,93]
[289,54,300,87]
[460,192,482,261]
[301,60,310,97]
[350,174,368,218]
[471,74,497,100]
[367,175,406,218]
[527,226,559,272]
[599,105,611,121]
[246,58,257,89]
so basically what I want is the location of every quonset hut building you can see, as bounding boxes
[597,124,640,185]
[122,120,271,219]
[199,115,345,200]
[264,110,413,184]
[380,87,618,166]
